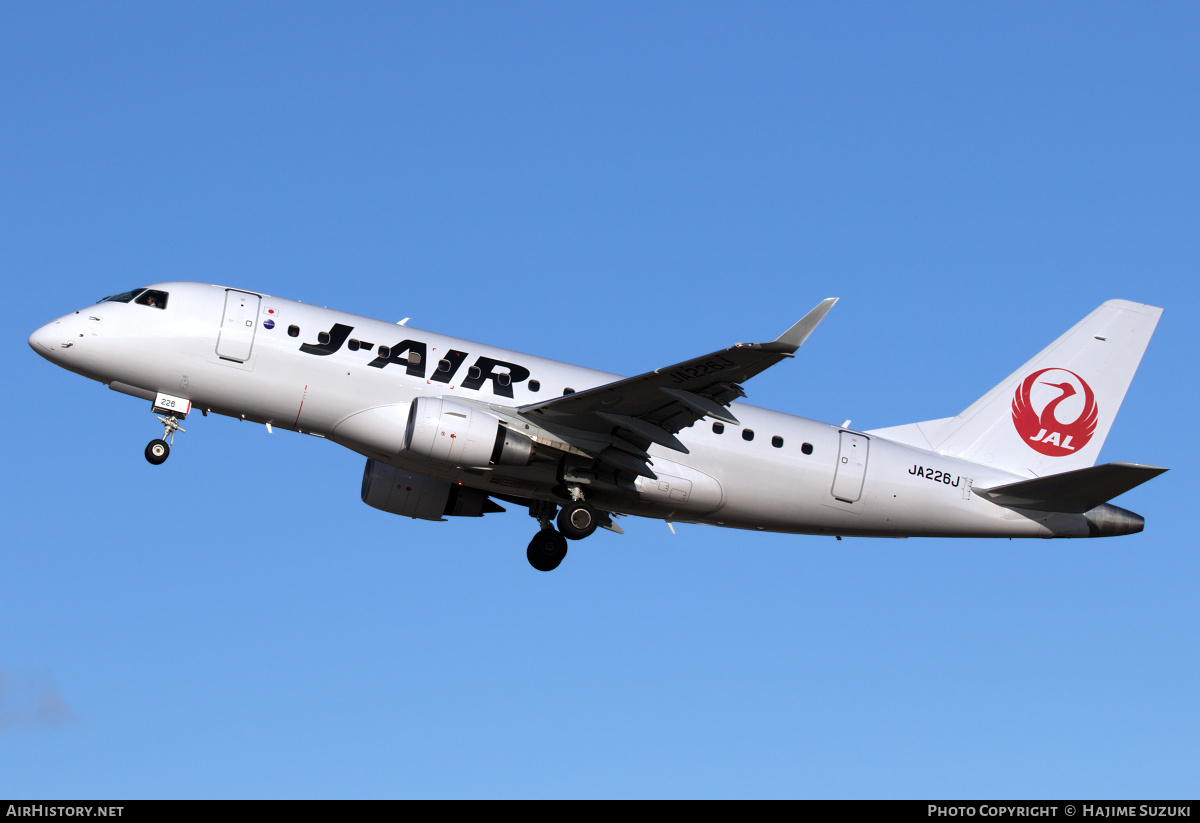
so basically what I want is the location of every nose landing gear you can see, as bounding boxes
[145,414,185,465]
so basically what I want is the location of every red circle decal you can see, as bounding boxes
[1011,368,1099,456]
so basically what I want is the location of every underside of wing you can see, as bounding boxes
[514,298,837,478]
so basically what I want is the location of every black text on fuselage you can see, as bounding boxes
[299,323,531,399]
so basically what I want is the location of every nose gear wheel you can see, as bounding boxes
[145,414,185,465]
[145,439,169,464]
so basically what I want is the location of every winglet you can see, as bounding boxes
[774,298,838,352]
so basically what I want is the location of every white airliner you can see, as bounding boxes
[29,284,1165,571]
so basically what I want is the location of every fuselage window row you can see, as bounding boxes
[713,421,810,454]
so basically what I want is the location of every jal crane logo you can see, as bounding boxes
[1011,368,1099,456]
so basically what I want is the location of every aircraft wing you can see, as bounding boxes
[516,299,837,477]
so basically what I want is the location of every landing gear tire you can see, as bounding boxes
[145,439,170,465]
[527,529,568,572]
[557,501,598,540]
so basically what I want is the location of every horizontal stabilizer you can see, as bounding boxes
[974,462,1167,513]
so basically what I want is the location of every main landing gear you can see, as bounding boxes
[145,414,185,465]
[525,493,605,572]
[557,500,599,540]
[527,527,568,572]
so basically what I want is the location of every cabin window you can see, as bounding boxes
[529,380,541,392]
[438,359,452,373]
[347,339,360,351]
[318,331,330,345]
[378,346,391,359]
[407,351,421,365]
[469,366,482,380]
[134,290,168,309]
[712,422,724,434]
[288,325,299,338]
[742,429,754,442]
[801,442,813,455]
[497,372,511,387]
[772,436,784,448]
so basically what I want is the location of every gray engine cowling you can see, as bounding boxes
[360,460,502,520]
[405,397,533,467]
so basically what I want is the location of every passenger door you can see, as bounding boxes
[831,432,869,503]
[216,290,261,362]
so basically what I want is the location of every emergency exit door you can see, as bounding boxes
[831,432,869,503]
[216,290,261,362]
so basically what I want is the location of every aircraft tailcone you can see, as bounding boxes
[1084,503,1144,537]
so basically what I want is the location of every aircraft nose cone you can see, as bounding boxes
[28,321,64,358]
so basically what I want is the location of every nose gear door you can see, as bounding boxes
[216,289,261,362]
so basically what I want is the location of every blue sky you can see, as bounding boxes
[2,3,1197,798]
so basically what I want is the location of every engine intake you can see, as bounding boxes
[405,397,533,467]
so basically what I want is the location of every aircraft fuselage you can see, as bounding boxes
[29,282,1156,555]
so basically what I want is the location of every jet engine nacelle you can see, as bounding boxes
[360,460,504,520]
[405,397,533,467]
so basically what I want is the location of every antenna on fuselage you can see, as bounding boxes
[397,318,410,325]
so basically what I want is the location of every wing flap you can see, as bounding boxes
[594,412,689,453]
[598,447,658,479]
[660,387,740,425]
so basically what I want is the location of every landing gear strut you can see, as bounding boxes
[526,500,567,571]
[145,414,185,465]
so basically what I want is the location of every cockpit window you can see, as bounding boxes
[135,289,168,309]
[99,288,147,304]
